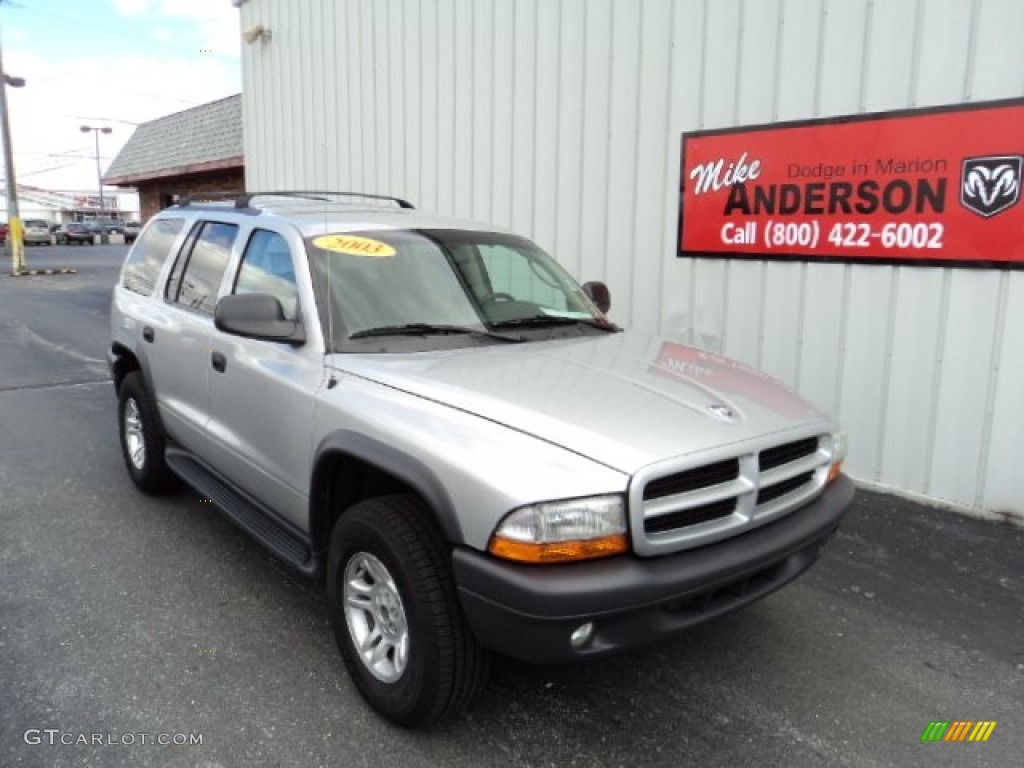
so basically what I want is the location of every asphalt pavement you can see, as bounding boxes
[1,244,1021,768]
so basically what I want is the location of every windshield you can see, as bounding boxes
[307,229,611,352]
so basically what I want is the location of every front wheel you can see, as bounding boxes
[117,371,176,493]
[327,495,490,727]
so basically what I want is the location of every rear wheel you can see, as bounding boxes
[327,495,489,727]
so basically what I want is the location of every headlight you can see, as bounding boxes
[828,428,847,483]
[488,494,628,564]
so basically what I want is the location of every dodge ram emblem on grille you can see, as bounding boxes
[706,404,736,422]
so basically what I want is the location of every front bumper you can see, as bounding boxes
[453,475,855,663]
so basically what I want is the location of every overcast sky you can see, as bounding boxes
[1,0,241,192]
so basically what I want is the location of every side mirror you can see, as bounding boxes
[582,281,611,314]
[214,293,306,345]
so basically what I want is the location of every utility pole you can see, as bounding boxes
[0,16,26,274]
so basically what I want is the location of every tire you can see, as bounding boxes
[327,495,490,727]
[117,371,177,494]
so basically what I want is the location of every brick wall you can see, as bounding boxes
[137,170,245,221]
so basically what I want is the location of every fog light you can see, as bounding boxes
[570,622,594,648]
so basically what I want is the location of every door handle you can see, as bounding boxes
[211,351,227,373]
[142,326,155,343]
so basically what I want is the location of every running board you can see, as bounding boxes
[165,448,318,577]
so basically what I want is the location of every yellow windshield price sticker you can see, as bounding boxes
[313,234,396,258]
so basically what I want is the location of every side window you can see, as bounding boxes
[164,223,202,301]
[171,222,239,314]
[233,230,299,320]
[121,218,185,295]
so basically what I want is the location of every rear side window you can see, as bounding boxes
[233,230,299,320]
[168,221,239,314]
[122,218,185,296]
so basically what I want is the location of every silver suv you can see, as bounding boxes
[109,191,854,727]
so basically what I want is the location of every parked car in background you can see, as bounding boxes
[23,219,52,245]
[123,221,141,243]
[0,222,7,245]
[61,222,98,245]
[92,218,125,235]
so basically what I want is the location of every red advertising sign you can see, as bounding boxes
[678,99,1024,267]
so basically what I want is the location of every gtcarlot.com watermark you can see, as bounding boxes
[24,729,203,747]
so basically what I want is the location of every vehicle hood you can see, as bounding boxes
[327,332,830,474]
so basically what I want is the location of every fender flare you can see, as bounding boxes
[312,430,464,546]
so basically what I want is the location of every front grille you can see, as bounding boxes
[644,498,736,534]
[634,432,831,555]
[757,471,815,505]
[643,458,739,500]
[759,437,819,471]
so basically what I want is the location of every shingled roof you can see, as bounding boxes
[105,94,242,185]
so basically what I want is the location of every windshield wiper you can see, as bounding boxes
[489,315,618,331]
[349,323,524,342]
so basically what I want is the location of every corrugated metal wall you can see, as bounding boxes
[241,0,1024,519]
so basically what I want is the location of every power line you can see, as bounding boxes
[3,149,101,159]
[14,161,90,178]
[14,73,209,107]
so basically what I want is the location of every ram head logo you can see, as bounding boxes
[961,156,1022,218]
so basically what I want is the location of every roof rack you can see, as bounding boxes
[233,191,416,210]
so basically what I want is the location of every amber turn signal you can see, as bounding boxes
[489,533,629,564]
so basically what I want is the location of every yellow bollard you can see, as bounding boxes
[8,215,25,273]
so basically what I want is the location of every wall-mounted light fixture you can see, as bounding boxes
[242,24,271,45]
